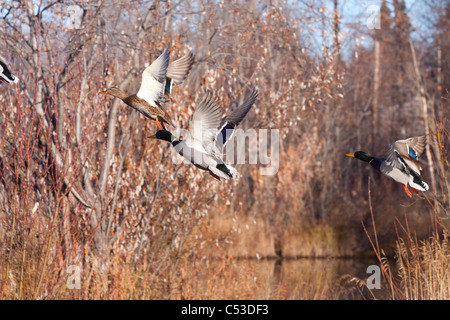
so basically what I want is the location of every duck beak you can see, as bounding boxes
[345,153,355,158]
[148,135,157,139]
[99,91,107,94]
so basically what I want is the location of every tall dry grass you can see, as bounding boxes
[360,131,450,300]
[395,233,450,300]
[1,1,449,300]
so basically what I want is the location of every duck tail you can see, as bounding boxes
[409,175,429,191]
[210,163,238,180]
[0,60,18,84]
[226,165,238,179]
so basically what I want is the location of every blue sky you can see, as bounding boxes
[338,0,436,38]
[322,0,437,60]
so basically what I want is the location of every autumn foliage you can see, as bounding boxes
[0,0,448,299]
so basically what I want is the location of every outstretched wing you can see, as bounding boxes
[136,48,170,106]
[394,136,426,159]
[166,51,194,88]
[186,91,223,151]
[384,136,426,176]
[213,88,258,155]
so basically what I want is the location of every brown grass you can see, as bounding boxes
[1,0,449,300]
[360,170,450,300]
[395,233,450,300]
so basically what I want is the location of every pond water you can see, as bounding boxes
[265,257,390,299]
[194,257,391,299]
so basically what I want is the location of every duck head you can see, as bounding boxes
[149,130,176,143]
[99,87,127,99]
[346,151,373,162]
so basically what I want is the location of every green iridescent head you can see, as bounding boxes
[149,130,174,143]
[346,151,373,162]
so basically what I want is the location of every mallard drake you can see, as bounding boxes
[0,60,18,85]
[149,89,258,180]
[100,48,194,128]
[346,136,429,197]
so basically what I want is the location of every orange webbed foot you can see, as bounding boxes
[411,187,419,196]
[404,185,412,198]
[156,117,166,130]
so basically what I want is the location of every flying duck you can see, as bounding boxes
[346,136,429,197]
[149,89,258,180]
[100,48,194,129]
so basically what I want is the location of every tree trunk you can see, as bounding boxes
[373,40,380,146]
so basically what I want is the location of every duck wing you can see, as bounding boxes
[385,136,426,175]
[212,88,258,156]
[186,91,223,152]
[393,136,426,159]
[164,51,195,102]
[136,48,170,106]
[166,52,194,87]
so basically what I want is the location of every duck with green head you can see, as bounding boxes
[150,88,258,181]
[346,136,429,198]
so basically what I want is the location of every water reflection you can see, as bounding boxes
[267,257,388,299]
[195,257,389,299]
